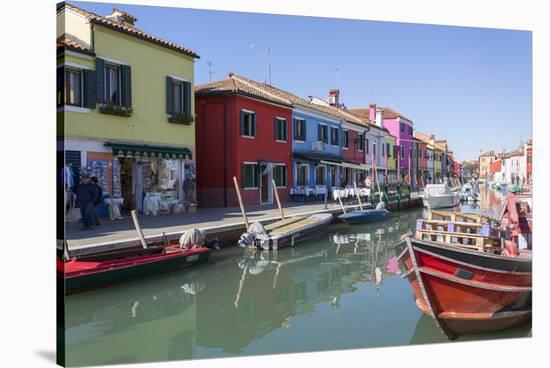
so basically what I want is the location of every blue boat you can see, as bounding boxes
[337,208,391,224]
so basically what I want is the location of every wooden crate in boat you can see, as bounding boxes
[415,229,502,252]
[416,219,497,237]
[427,210,496,225]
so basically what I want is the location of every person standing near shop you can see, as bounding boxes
[91,176,103,226]
[183,176,195,204]
[75,174,96,230]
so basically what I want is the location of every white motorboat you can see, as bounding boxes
[420,183,461,209]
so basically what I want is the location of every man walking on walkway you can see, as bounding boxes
[76,174,98,230]
[91,176,103,226]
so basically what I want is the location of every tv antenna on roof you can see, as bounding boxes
[207,61,214,83]
[334,67,340,89]
[260,48,272,85]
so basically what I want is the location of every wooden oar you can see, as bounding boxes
[131,210,148,249]
[271,179,285,220]
[353,182,364,211]
[233,176,249,231]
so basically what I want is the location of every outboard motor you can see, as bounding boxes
[238,232,256,248]
[238,222,268,249]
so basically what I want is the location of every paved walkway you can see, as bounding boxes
[66,193,421,253]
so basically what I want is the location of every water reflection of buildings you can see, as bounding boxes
[65,211,421,364]
[65,273,202,365]
[196,211,417,354]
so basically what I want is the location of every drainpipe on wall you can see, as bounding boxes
[223,95,228,207]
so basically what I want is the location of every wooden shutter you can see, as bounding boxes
[241,163,246,187]
[274,118,278,140]
[240,111,245,135]
[166,76,173,114]
[121,65,132,107]
[254,164,260,187]
[318,124,322,141]
[56,67,63,106]
[252,113,257,136]
[95,58,105,104]
[184,81,192,114]
[83,69,97,109]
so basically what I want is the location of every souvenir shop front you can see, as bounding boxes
[109,143,195,215]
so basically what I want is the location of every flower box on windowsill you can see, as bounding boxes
[99,104,133,117]
[168,112,195,125]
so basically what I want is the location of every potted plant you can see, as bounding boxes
[169,112,195,125]
[99,103,134,117]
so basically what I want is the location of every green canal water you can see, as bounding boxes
[64,187,531,366]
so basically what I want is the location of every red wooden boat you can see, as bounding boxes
[58,244,211,294]
[397,193,532,339]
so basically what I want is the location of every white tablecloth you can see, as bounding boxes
[143,193,161,216]
[332,188,371,200]
[104,197,124,220]
[290,187,317,196]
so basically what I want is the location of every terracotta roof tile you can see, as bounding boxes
[57,34,95,55]
[60,3,199,58]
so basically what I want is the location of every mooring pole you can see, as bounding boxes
[233,176,250,231]
[271,179,285,220]
[131,210,148,249]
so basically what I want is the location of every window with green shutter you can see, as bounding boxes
[64,68,82,107]
[275,118,287,141]
[169,79,192,114]
[293,118,306,141]
[241,110,256,137]
[274,165,287,186]
[242,163,259,188]
[342,130,349,148]
[104,63,121,105]
[330,127,339,146]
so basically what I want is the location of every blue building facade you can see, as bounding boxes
[291,106,343,188]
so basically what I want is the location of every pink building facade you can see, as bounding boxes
[369,104,414,182]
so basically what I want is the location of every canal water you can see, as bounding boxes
[64,186,531,367]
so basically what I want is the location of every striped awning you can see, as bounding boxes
[108,142,192,160]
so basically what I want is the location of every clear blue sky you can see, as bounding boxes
[73,1,532,162]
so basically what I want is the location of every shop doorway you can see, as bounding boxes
[119,158,135,211]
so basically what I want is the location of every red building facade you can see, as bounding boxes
[195,74,294,207]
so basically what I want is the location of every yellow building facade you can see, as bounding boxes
[57,4,199,212]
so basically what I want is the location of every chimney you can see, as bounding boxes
[106,8,137,27]
[375,107,383,127]
[328,89,340,108]
[369,103,376,122]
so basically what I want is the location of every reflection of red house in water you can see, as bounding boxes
[195,73,294,207]
[453,161,462,177]
[489,159,501,180]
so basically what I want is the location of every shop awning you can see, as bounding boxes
[107,142,192,160]
[293,151,343,162]
[320,160,366,170]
